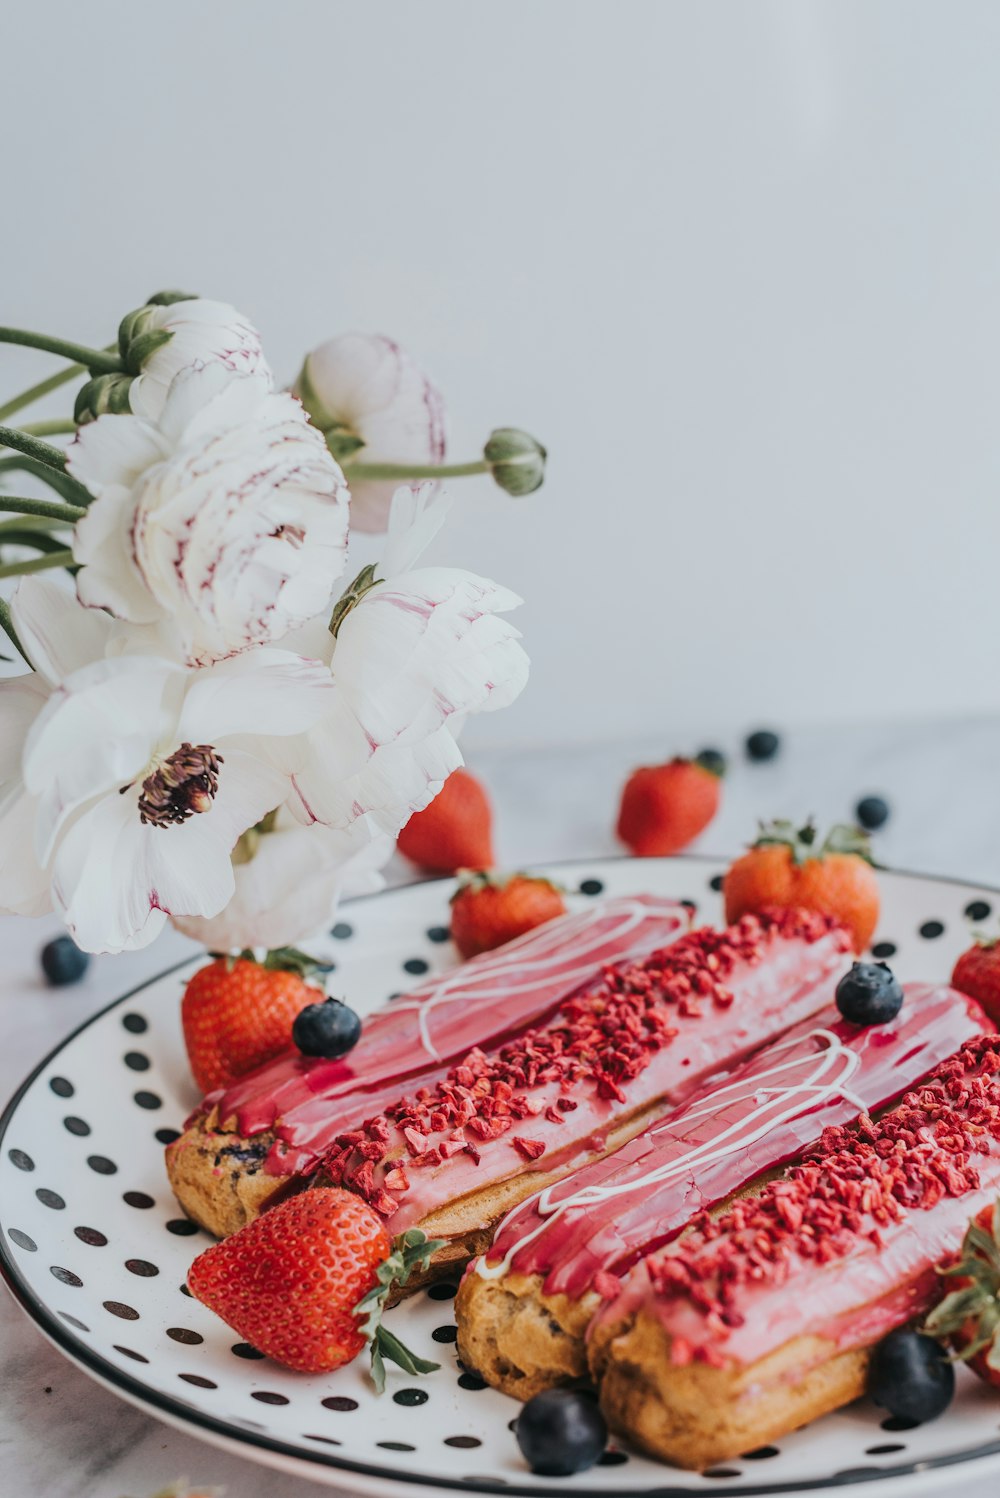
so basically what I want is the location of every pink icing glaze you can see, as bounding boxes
[201,896,686,1172]
[597,1033,1000,1370]
[478,984,989,1300]
[325,915,854,1232]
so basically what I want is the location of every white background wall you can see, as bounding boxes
[4,0,999,751]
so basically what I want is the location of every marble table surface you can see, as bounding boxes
[5,716,1000,1498]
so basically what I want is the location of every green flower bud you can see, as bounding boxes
[74,371,135,425]
[145,289,197,307]
[483,427,547,496]
[117,304,175,375]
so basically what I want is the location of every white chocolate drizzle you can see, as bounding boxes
[476,1028,866,1281]
[388,895,681,1062]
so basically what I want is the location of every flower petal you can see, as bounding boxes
[177,649,336,745]
[11,572,116,685]
[51,792,167,953]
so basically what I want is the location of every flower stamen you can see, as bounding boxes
[137,743,223,828]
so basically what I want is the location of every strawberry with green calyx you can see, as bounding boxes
[354,1228,447,1393]
[723,819,880,953]
[182,946,335,1093]
[952,938,1000,1027]
[449,870,567,959]
[925,1199,1000,1387]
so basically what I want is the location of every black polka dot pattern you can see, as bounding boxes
[231,1343,265,1359]
[709,873,724,892]
[322,1396,358,1411]
[133,1090,162,1110]
[598,1450,629,1466]
[402,957,429,976]
[103,1300,139,1320]
[742,1446,780,1459]
[50,1266,82,1287]
[426,925,450,943]
[155,1129,180,1146]
[167,1326,202,1344]
[58,1313,89,1332]
[331,922,353,939]
[87,1155,117,1175]
[427,1282,458,1301]
[124,1051,150,1071]
[445,1435,481,1448]
[457,1371,487,1390]
[966,900,992,922]
[919,920,945,939]
[114,1345,148,1363]
[9,1149,34,1171]
[126,1259,159,1277]
[74,1226,107,1247]
[8,1228,36,1252]
[304,1434,341,1446]
[579,878,604,895]
[866,1443,906,1455]
[871,941,897,959]
[49,1077,74,1098]
[166,1218,199,1236]
[123,1191,154,1209]
[432,1324,458,1343]
[253,1391,289,1405]
[704,1469,742,1479]
[180,1373,216,1389]
[881,1415,920,1432]
[121,1013,148,1033]
[378,1442,415,1452]
[36,1188,65,1210]
[63,1116,90,1136]
[394,1388,428,1406]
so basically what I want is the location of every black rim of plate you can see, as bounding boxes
[4,852,1000,1497]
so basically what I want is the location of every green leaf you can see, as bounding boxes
[352,1228,447,1394]
[261,946,335,983]
[375,1324,440,1377]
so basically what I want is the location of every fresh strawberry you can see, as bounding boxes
[925,1199,1000,1389]
[616,753,722,857]
[396,768,494,874]
[952,940,1000,1027]
[723,819,879,953]
[188,1188,443,1385]
[449,871,567,959]
[181,947,333,1093]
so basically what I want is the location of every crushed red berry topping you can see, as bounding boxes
[320,908,847,1215]
[647,1034,1000,1337]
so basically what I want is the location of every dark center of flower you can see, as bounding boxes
[135,743,223,828]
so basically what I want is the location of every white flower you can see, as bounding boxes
[68,365,351,666]
[1,574,336,954]
[296,333,446,533]
[289,485,528,837]
[170,807,392,951]
[128,298,271,423]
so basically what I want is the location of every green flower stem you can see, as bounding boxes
[0,327,121,375]
[0,362,84,424]
[0,548,73,580]
[0,454,87,506]
[0,513,67,535]
[19,418,76,437]
[0,597,26,661]
[0,425,70,470]
[342,459,489,481]
[0,495,85,524]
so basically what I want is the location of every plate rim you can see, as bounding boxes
[5,852,1000,1498]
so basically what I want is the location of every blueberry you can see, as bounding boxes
[835,962,904,1026]
[856,795,890,831]
[292,997,362,1059]
[869,1330,954,1423]
[695,747,727,777]
[745,729,780,762]
[40,936,90,987]
[515,1389,607,1476]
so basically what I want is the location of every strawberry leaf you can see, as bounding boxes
[752,819,876,868]
[925,1197,1000,1361]
[261,946,335,983]
[353,1228,446,1394]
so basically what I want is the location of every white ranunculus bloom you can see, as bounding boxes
[289,485,528,837]
[296,333,446,534]
[68,365,351,666]
[128,298,271,423]
[170,807,392,951]
[12,619,335,953]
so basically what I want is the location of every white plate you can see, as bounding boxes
[4,856,1000,1498]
